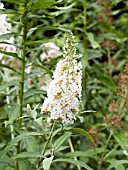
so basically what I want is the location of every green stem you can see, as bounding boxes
[82,0,87,109]
[68,138,81,170]
[6,87,15,140]
[83,0,86,47]
[37,121,56,169]
[107,48,112,76]
[16,1,28,169]
[97,131,113,170]
[19,0,28,129]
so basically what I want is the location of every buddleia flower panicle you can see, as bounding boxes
[0,2,16,63]
[41,31,82,124]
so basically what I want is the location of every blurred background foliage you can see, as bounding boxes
[0,0,128,169]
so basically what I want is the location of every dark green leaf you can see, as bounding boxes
[86,32,100,49]
[2,0,24,4]
[0,50,21,60]
[31,0,55,11]
[71,128,95,145]
[0,80,19,92]
[0,132,43,157]
[0,33,17,41]
[0,64,20,74]
[24,89,46,99]
[33,64,53,76]
[18,160,33,170]
[0,9,20,14]
[27,33,60,46]
[53,158,94,170]
[53,132,72,151]
[4,104,20,127]
[65,148,104,158]
[107,160,128,170]
[11,152,44,159]
[23,136,39,154]
[114,133,128,150]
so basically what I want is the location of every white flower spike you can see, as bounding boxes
[41,31,82,124]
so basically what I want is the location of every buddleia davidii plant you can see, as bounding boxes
[41,31,83,125]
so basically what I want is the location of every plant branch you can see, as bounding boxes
[19,0,28,129]
[6,87,14,139]
[16,1,28,169]
[68,138,81,170]
[82,0,87,109]
[37,121,56,169]
[97,130,113,170]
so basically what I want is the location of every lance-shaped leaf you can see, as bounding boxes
[71,128,95,145]
[31,0,55,11]
[53,158,94,170]
[53,132,72,151]
[0,132,43,157]
[4,104,20,127]
[0,50,21,60]
[0,80,19,92]
[0,64,20,74]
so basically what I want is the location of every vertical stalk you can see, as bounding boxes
[82,0,87,109]
[83,0,86,47]
[68,138,81,170]
[6,87,14,139]
[97,131,113,170]
[16,1,28,166]
[19,0,28,129]
[107,48,112,76]
[37,121,56,169]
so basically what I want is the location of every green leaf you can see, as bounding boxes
[23,136,39,154]
[0,64,20,74]
[11,152,44,159]
[0,33,17,41]
[27,39,54,45]
[33,64,53,76]
[43,156,54,170]
[55,3,75,10]
[0,80,19,92]
[0,132,43,157]
[53,158,94,170]
[107,160,128,170]
[0,155,14,164]
[65,148,104,158]
[114,133,128,150]
[27,33,60,46]
[24,89,46,99]
[86,32,100,49]
[18,160,33,170]
[4,104,20,127]
[71,128,95,145]
[2,0,24,4]
[31,0,55,11]
[107,159,125,170]
[0,9,19,14]
[0,50,21,60]
[53,132,72,151]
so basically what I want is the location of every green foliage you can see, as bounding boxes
[0,132,43,157]
[31,0,55,11]
[53,132,71,151]
[53,158,94,170]
[0,0,128,169]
